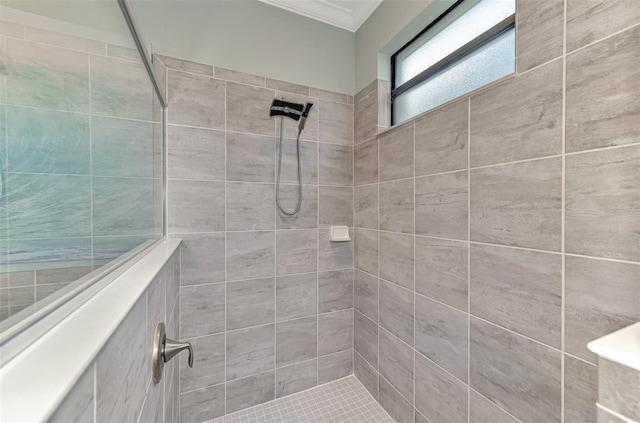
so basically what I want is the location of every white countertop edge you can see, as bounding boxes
[0,239,181,423]
[588,322,640,372]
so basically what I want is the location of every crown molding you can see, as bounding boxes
[258,0,383,32]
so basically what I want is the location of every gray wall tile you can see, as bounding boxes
[266,78,309,96]
[470,158,562,251]
[215,67,265,86]
[379,124,414,182]
[5,38,88,112]
[319,187,353,227]
[566,27,640,152]
[415,171,468,240]
[226,82,275,136]
[565,256,640,363]
[565,355,597,423]
[167,70,225,129]
[157,55,213,75]
[565,146,640,261]
[415,99,468,176]
[598,357,640,421]
[355,185,378,229]
[415,352,468,423]
[96,297,147,423]
[319,100,354,145]
[276,316,317,367]
[226,324,275,380]
[566,0,640,52]
[415,294,468,382]
[470,318,561,423]
[180,384,225,423]
[173,233,225,285]
[354,88,378,144]
[379,179,414,234]
[415,236,468,312]
[139,373,163,423]
[226,278,275,330]
[180,333,225,392]
[276,360,318,398]
[318,309,353,355]
[516,0,564,72]
[355,270,378,322]
[469,390,520,423]
[378,376,413,423]
[470,60,563,167]
[277,139,318,184]
[92,176,152,237]
[319,269,353,312]
[168,180,225,233]
[8,173,91,239]
[226,371,275,414]
[318,229,353,271]
[168,125,225,181]
[379,328,414,402]
[354,228,378,275]
[91,55,151,121]
[276,184,318,229]
[276,230,317,275]
[354,351,379,399]
[355,310,379,369]
[48,364,94,423]
[8,107,90,175]
[318,350,353,384]
[226,132,275,183]
[226,231,275,281]
[379,231,414,290]
[180,283,225,338]
[355,80,377,105]
[355,138,378,185]
[470,244,562,348]
[319,143,353,186]
[379,279,414,346]
[310,87,350,105]
[226,182,274,231]
[276,273,317,321]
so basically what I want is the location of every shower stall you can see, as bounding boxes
[1,0,638,423]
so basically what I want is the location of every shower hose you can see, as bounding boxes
[276,117,303,216]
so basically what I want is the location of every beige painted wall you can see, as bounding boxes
[4,0,457,95]
[3,0,356,95]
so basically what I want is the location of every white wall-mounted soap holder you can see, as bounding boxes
[329,226,350,242]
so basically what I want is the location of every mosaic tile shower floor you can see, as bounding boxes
[212,375,395,423]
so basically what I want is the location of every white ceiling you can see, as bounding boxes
[258,0,384,32]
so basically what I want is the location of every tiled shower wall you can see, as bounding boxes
[155,55,356,422]
[48,247,181,423]
[353,2,639,423]
[0,20,162,319]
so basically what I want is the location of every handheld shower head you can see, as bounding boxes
[298,102,313,131]
[270,98,304,121]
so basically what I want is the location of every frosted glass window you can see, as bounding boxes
[394,29,515,123]
[391,0,515,123]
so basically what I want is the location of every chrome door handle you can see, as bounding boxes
[153,322,194,383]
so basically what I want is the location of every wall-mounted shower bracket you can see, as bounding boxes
[152,322,193,384]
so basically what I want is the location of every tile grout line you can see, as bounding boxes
[223,78,228,417]
[376,117,381,400]
[467,95,472,423]
[561,0,568,421]
[412,121,417,421]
